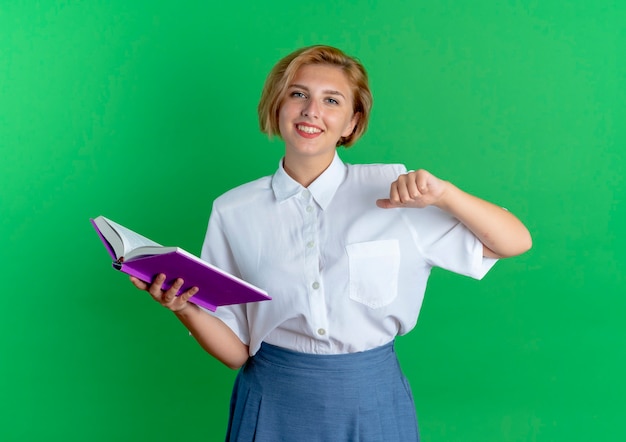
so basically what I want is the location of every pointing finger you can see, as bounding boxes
[376,198,393,209]
[376,198,406,209]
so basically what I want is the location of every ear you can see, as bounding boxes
[342,112,361,138]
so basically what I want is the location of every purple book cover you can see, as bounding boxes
[91,219,271,311]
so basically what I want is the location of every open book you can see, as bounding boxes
[91,216,271,311]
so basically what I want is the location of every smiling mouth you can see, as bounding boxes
[296,124,322,134]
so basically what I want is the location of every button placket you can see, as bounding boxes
[300,189,329,341]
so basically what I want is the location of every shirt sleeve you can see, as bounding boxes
[401,205,498,280]
[199,203,251,346]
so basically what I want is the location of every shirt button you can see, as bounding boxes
[312,281,320,290]
[306,241,315,248]
[317,328,326,336]
[306,205,314,213]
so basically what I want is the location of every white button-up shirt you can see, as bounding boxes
[201,152,497,356]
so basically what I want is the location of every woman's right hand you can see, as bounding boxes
[130,274,198,313]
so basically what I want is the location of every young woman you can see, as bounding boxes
[131,45,532,441]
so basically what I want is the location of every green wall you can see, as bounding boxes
[1,1,624,441]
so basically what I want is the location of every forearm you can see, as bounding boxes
[436,183,532,258]
[173,304,249,370]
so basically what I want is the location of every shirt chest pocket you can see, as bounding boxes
[346,239,400,309]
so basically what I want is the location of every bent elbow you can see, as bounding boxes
[224,358,247,371]
[219,350,250,371]
[522,232,533,254]
[486,230,533,259]
[517,228,533,255]
[504,230,533,258]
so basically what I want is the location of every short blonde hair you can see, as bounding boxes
[258,45,373,147]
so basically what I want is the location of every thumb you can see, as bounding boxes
[130,276,149,290]
[376,198,397,209]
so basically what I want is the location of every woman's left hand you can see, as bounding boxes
[376,169,448,209]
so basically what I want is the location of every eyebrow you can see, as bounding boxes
[288,84,347,99]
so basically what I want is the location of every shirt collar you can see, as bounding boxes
[271,151,347,210]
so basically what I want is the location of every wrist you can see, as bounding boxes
[172,302,198,317]
[432,181,457,211]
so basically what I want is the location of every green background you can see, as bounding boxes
[1,1,624,441]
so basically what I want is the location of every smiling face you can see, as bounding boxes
[278,64,359,177]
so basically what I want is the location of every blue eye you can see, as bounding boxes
[325,97,339,105]
[291,91,306,98]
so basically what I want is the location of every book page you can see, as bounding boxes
[104,218,162,254]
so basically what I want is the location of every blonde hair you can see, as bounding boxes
[258,45,373,147]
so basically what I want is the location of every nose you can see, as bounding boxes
[301,99,319,118]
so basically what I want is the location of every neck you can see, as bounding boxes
[283,153,334,187]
